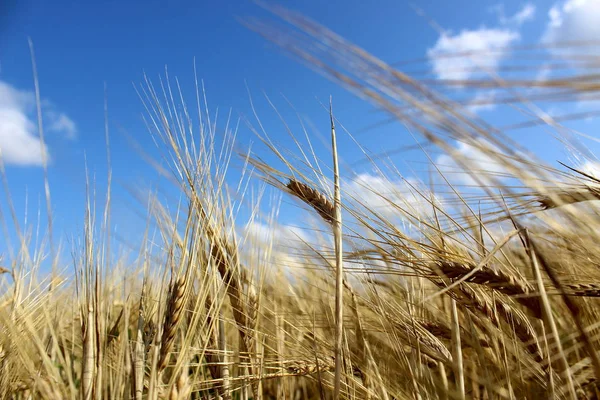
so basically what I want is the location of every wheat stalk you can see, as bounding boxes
[329,100,345,400]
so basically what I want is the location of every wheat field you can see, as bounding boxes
[2,6,600,400]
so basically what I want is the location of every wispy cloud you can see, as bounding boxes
[427,4,538,114]
[491,3,536,26]
[46,111,77,140]
[0,80,77,166]
[508,4,536,25]
[427,28,520,81]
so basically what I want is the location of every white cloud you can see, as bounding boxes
[242,221,314,273]
[245,221,309,245]
[435,140,509,187]
[0,81,48,166]
[542,0,600,55]
[345,173,440,220]
[538,0,600,106]
[0,80,77,166]
[428,28,520,81]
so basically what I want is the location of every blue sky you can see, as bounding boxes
[1,0,599,267]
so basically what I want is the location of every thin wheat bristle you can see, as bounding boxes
[286,179,335,223]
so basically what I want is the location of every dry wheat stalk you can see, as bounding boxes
[158,277,186,373]
[246,280,261,399]
[81,303,95,400]
[329,101,345,400]
[210,238,260,400]
[132,296,146,400]
[286,180,335,224]
[203,292,232,400]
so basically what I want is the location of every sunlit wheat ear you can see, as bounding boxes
[158,277,186,373]
[435,261,542,318]
[286,179,335,223]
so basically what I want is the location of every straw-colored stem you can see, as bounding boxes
[330,99,344,400]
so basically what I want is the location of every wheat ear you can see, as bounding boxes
[158,277,186,373]
[435,261,542,318]
[537,187,600,209]
[286,180,335,224]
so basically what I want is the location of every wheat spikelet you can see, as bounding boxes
[538,188,600,210]
[418,320,491,349]
[158,277,186,373]
[284,357,335,375]
[436,261,542,318]
[393,317,453,363]
[286,179,335,223]
[537,187,600,210]
[562,283,600,297]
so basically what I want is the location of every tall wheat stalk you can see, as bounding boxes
[329,99,344,400]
